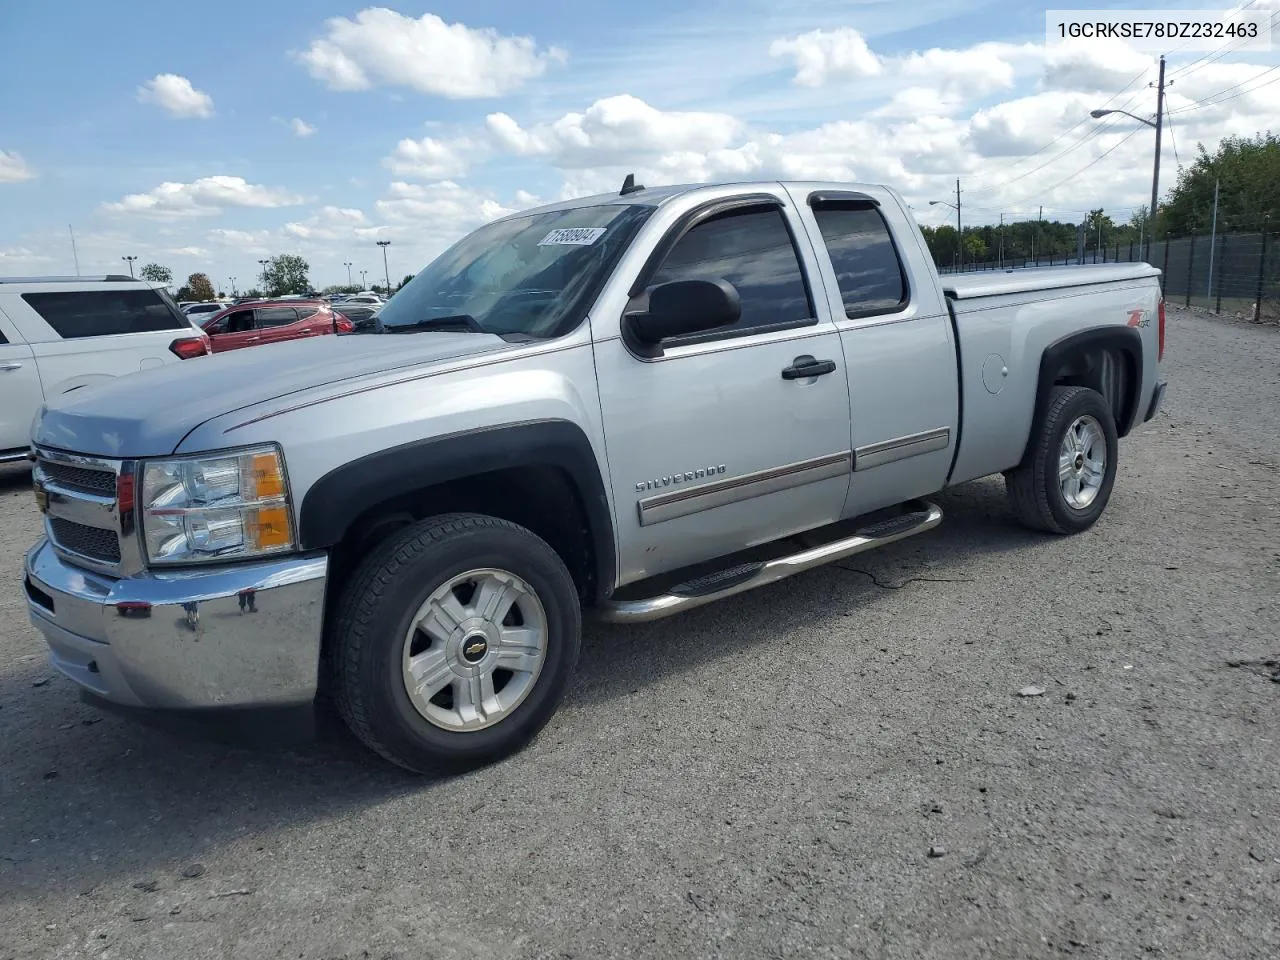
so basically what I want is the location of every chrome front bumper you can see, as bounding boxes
[24,539,328,710]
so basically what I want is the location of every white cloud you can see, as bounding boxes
[1041,39,1154,93]
[0,149,35,182]
[103,176,307,219]
[295,8,566,98]
[486,94,742,167]
[768,27,883,86]
[291,117,317,137]
[136,73,215,119]
[383,135,471,179]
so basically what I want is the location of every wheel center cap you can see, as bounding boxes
[461,633,489,664]
[1074,453,1085,470]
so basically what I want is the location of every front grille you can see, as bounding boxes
[39,460,116,496]
[48,517,121,564]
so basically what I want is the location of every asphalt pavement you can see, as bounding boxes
[1,306,1277,960]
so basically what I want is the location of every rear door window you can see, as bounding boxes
[810,200,909,318]
[255,307,300,328]
[21,289,189,339]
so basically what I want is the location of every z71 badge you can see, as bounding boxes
[1127,309,1150,328]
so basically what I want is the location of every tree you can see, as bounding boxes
[963,234,987,259]
[139,263,172,285]
[186,272,215,301]
[1161,131,1280,235]
[399,273,415,290]
[262,254,310,297]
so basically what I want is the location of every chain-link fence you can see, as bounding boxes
[935,230,1280,323]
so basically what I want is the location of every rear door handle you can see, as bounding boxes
[0,361,23,372]
[781,355,837,380]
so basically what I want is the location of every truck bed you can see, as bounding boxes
[943,262,1162,300]
[943,261,1164,488]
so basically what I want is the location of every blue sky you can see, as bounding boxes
[2,0,1277,291]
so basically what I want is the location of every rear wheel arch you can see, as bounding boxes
[1027,325,1143,459]
[299,419,617,605]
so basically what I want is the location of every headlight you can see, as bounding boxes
[140,445,294,565]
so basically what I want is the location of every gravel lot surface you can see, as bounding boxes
[1,306,1278,960]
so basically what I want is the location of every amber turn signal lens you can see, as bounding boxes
[249,453,285,498]
[249,506,291,549]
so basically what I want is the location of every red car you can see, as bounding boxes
[200,300,353,353]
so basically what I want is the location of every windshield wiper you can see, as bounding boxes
[383,314,486,334]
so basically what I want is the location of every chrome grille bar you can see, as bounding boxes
[33,447,143,577]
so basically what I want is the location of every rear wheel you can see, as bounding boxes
[331,513,582,774]
[1004,385,1118,534]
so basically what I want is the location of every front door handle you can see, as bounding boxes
[781,355,837,380]
[0,361,23,372]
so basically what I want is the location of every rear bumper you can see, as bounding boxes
[24,538,328,712]
[1144,380,1167,422]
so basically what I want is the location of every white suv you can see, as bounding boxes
[0,275,211,461]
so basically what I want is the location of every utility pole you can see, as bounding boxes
[68,225,80,276]
[1035,204,1042,264]
[1206,177,1220,299]
[344,261,353,287]
[121,255,137,278]
[1097,214,1103,263]
[376,240,391,295]
[955,178,963,271]
[1148,54,1167,263]
[999,213,1005,269]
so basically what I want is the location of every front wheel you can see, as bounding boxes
[330,513,582,774]
[1004,385,1119,534]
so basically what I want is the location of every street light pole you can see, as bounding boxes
[928,188,962,271]
[360,270,367,290]
[344,261,353,287]
[122,255,137,278]
[376,240,391,295]
[228,276,237,296]
[1089,54,1166,263]
[257,258,270,295]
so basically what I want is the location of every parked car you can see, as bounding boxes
[199,299,353,352]
[181,302,229,322]
[334,302,381,334]
[0,275,210,462]
[22,178,1167,774]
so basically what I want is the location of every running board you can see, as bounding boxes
[597,500,943,624]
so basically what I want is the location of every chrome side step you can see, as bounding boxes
[597,499,943,624]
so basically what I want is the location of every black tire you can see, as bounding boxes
[330,512,582,774]
[1004,385,1119,535]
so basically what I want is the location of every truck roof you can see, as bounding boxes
[500,179,894,221]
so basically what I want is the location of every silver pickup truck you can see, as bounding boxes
[22,178,1167,772]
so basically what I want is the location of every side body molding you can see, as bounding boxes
[298,418,617,600]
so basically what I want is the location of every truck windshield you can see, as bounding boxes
[376,203,654,339]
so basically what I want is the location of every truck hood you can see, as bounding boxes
[33,333,515,458]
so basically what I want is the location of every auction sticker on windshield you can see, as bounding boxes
[538,227,608,246]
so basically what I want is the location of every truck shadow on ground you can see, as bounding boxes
[0,477,1044,899]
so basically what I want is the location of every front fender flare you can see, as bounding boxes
[297,418,616,599]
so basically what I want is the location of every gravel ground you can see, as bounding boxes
[1,306,1278,960]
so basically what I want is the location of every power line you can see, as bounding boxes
[1002,126,1146,206]
[1169,64,1280,113]
[963,66,1152,194]
[1164,0,1266,79]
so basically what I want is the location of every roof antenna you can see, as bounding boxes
[619,172,644,196]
